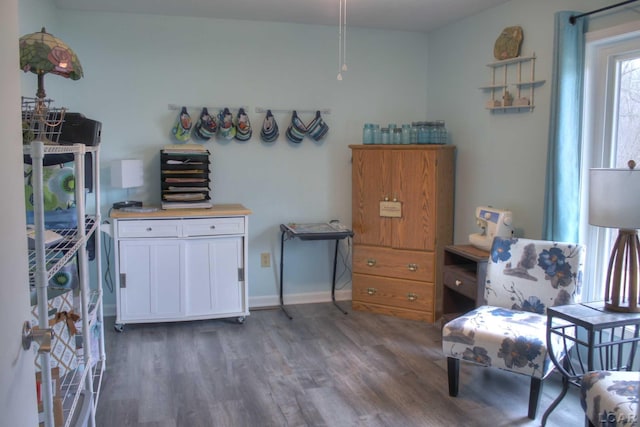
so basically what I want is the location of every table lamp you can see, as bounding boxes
[19,27,83,144]
[111,159,144,209]
[589,160,640,312]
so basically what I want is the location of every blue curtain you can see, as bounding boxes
[542,11,586,242]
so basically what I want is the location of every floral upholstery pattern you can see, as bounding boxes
[581,370,639,427]
[443,305,572,378]
[442,237,586,417]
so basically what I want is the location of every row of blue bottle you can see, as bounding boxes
[363,121,447,145]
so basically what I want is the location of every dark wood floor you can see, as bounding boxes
[96,302,584,427]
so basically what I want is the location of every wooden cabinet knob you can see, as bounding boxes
[367,287,376,296]
[366,259,376,267]
[407,292,418,302]
[455,279,462,286]
[407,263,418,272]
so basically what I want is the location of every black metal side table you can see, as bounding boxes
[542,301,640,426]
[279,223,353,319]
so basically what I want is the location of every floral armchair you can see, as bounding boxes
[581,370,639,427]
[441,237,585,419]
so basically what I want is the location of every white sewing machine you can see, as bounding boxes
[468,206,514,251]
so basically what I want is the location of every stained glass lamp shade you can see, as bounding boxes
[19,27,83,99]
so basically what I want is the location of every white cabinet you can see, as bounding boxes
[118,239,183,321]
[110,205,251,330]
[185,236,245,315]
[479,54,545,112]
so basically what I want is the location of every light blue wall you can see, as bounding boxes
[17,0,639,313]
[18,2,430,311]
[427,0,640,243]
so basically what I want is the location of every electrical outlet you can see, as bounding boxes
[260,252,270,268]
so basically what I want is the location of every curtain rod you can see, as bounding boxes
[570,0,639,24]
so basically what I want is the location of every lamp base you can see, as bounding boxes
[604,229,640,313]
[113,200,143,210]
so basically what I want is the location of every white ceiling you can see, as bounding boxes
[53,0,513,33]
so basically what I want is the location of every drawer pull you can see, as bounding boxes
[367,287,377,296]
[210,225,216,229]
[407,263,418,272]
[146,227,152,232]
[455,279,462,287]
[366,259,376,267]
[407,292,418,302]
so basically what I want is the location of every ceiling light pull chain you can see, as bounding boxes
[337,0,344,80]
[342,0,348,72]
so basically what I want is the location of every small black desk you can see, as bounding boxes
[279,223,353,319]
[542,301,640,426]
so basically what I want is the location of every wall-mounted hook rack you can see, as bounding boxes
[254,107,331,115]
[168,104,250,112]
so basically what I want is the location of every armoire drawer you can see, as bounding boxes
[353,245,434,282]
[182,217,245,237]
[352,273,433,312]
[117,219,181,238]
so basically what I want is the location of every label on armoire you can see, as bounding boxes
[379,201,402,218]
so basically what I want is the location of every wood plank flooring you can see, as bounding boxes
[96,302,584,426]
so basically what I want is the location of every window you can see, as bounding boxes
[580,22,640,302]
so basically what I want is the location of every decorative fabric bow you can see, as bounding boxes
[50,310,80,335]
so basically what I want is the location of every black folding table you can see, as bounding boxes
[279,223,353,319]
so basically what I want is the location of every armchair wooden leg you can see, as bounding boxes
[447,357,459,397]
[528,377,543,419]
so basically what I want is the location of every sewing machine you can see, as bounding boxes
[468,206,514,251]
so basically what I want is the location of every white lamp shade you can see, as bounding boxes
[111,159,144,189]
[589,168,640,229]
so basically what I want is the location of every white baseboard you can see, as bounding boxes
[103,303,116,317]
[101,289,352,317]
[249,289,352,309]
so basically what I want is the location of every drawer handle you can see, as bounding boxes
[367,287,377,296]
[407,292,418,302]
[366,259,376,267]
[455,279,462,287]
[407,263,418,272]
[210,225,216,229]
[146,227,152,232]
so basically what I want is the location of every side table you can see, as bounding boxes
[442,245,489,321]
[542,301,640,426]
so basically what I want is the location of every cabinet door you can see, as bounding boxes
[392,150,437,251]
[185,236,244,316]
[352,149,393,247]
[118,240,183,321]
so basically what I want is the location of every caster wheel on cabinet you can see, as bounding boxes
[114,323,124,332]
[237,316,245,324]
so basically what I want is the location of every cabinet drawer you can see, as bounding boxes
[352,273,433,312]
[182,217,244,237]
[353,245,434,282]
[443,266,478,300]
[118,220,181,238]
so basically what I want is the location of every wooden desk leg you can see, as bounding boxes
[332,239,348,315]
[279,230,292,319]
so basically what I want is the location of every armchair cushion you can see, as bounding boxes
[581,370,639,427]
[442,305,570,378]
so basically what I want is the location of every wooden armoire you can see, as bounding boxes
[349,145,455,322]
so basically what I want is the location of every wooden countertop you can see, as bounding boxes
[110,203,251,219]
